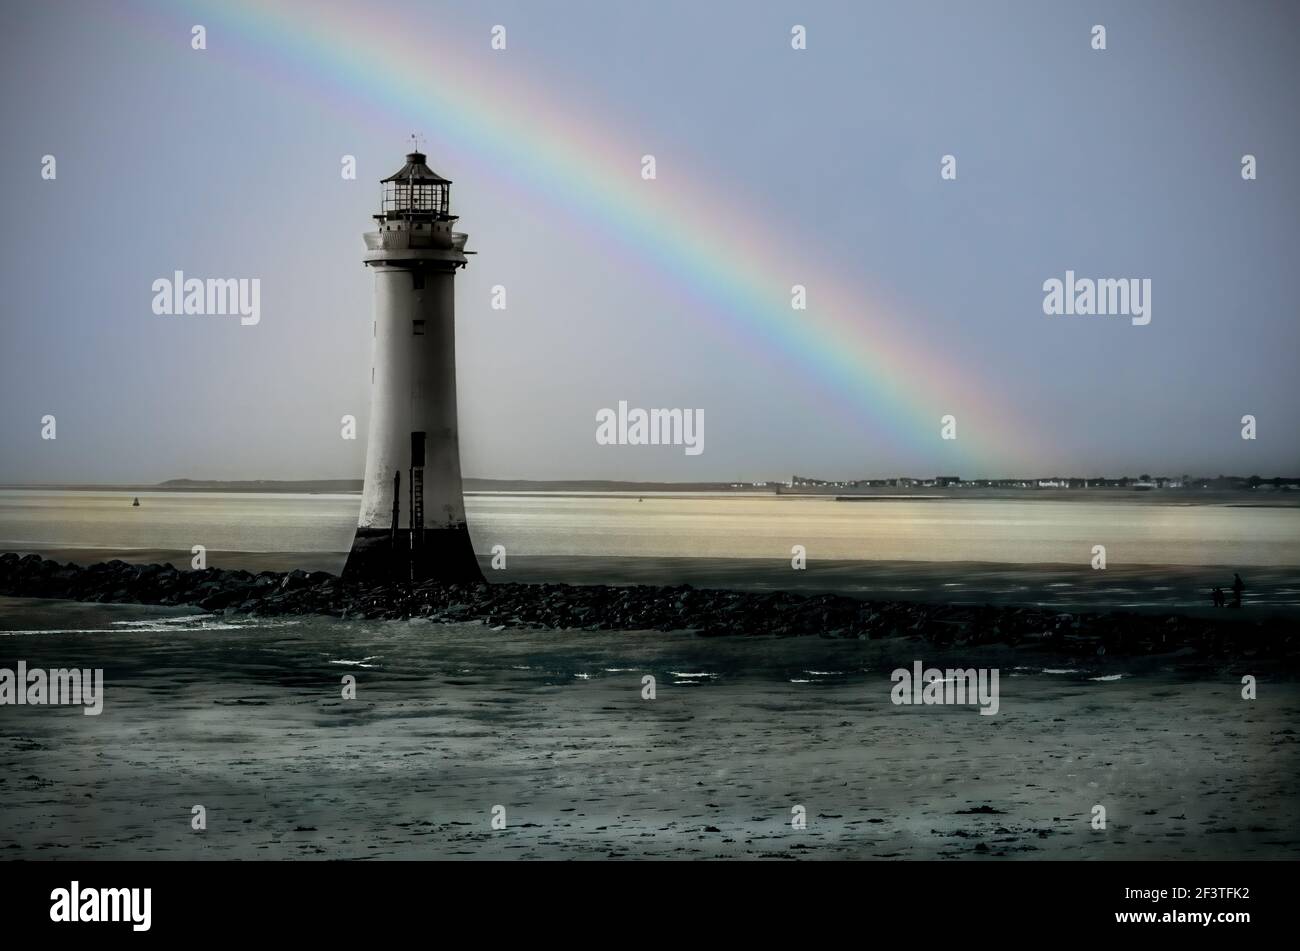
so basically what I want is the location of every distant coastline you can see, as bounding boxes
[1,476,1298,503]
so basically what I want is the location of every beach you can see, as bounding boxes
[2,596,1296,860]
[3,488,1297,861]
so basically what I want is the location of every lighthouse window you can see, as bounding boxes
[412,319,426,335]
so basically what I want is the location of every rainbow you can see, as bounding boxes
[131,0,1034,474]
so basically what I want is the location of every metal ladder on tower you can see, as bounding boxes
[411,465,424,549]
[408,430,427,579]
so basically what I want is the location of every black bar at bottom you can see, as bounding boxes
[0,860,1282,939]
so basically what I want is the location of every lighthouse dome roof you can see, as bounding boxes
[381,152,451,185]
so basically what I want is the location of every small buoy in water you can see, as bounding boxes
[132,497,140,507]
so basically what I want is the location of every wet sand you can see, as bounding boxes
[2,596,1296,860]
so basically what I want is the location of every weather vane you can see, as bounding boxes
[409,132,426,152]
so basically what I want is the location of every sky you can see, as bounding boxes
[1,0,1298,483]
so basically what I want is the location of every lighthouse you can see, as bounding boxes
[343,149,482,583]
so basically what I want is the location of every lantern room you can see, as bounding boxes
[379,151,452,219]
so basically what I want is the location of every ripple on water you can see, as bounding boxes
[2,615,262,636]
[670,671,718,685]
[328,656,380,668]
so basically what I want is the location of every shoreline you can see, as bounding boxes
[4,548,1298,617]
[2,552,1295,668]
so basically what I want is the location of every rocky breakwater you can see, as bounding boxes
[1,552,1296,662]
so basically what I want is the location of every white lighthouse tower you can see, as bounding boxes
[343,148,482,583]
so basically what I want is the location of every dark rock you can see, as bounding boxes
[279,569,311,591]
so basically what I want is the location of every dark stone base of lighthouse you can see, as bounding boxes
[342,525,483,584]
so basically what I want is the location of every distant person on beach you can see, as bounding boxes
[1231,573,1245,608]
[1212,586,1225,608]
